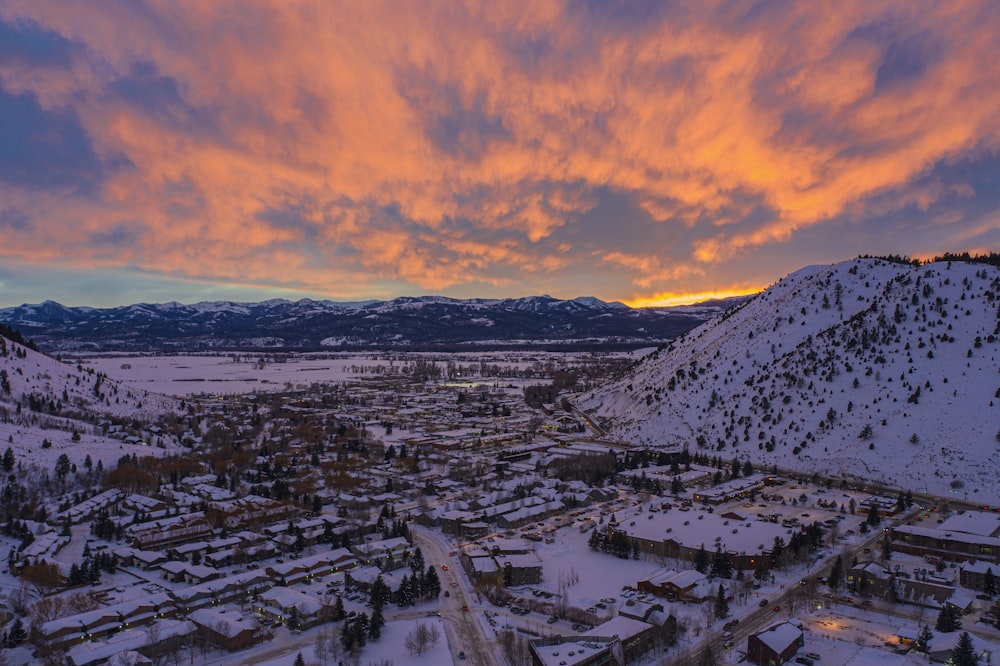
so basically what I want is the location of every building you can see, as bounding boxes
[253,586,325,629]
[606,508,795,571]
[692,474,773,505]
[637,568,711,602]
[528,616,658,666]
[846,561,894,598]
[188,608,263,651]
[746,622,804,666]
[496,552,544,586]
[33,593,176,655]
[959,560,997,591]
[890,524,1000,564]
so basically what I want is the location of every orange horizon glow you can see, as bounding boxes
[624,287,764,309]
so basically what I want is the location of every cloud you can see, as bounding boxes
[0,0,998,306]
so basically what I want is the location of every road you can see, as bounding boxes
[411,526,500,666]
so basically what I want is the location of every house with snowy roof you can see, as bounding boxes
[253,586,325,629]
[846,560,894,598]
[637,568,710,602]
[746,621,804,665]
[188,607,263,651]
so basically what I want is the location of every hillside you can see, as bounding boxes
[0,332,182,469]
[580,258,1000,503]
[0,295,745,352]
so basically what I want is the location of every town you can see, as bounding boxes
[0,347,997,666]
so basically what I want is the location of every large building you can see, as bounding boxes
[606,508,797,570]
[890,513,1000,564]
[528,616,659,666]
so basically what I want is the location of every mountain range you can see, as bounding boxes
[580,257,1000,503]
[0,295,747,351]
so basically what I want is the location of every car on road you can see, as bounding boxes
[442,565,449,570]
[759,599,769,607]
[772,605,780,612]
[451,582,459,587]
[547,616,559,624]
[723,619,739,631]
[462,604,469,611]
[458,651,466,660]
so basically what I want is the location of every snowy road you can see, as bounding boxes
[411,526,501,666]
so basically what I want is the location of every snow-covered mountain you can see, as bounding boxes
[0,295,743,351]
[580,258,1000,503]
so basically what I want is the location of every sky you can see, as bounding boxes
[1,1,999,309]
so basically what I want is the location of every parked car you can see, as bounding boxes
[759,599,769,607]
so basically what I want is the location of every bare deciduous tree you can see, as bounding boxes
[30,596,66,625]
[404,621,440,656]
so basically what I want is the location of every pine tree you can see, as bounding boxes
[694,544,709,574]
[936,604,962,632]
[353,612,369,647]
[423,563,441,599]
[370,574,390,610]
[333,594,345,621]
[369,604,385,641]
[771,536,785,567]
[6,617,26,647]
[398,573,412,607]
[984,567,997,596]
[951,631,977,666]
[341,618,356,653]
[294,652,305,666]
[1,446,14,472]
[671,476,683,495]
[915,625,933,653]
[711,546,732,579]
[829,555,843,589]
[714,583,729,619]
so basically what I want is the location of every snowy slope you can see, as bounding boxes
[580,258,1000,503]
[0,335,178,420]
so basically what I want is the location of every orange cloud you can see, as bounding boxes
[1,0,998,303]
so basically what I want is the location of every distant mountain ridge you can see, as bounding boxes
[0,294,748,351]
[579,257,1000,503]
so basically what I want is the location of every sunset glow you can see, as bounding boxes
[0,1,998,307]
